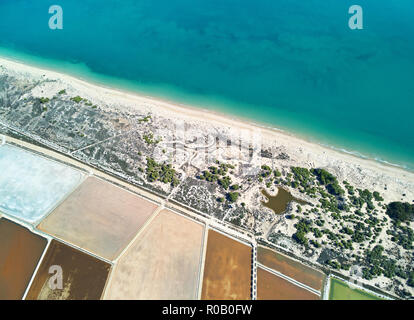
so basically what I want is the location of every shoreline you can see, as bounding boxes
[0,54,413,183]
[2,53,414,299]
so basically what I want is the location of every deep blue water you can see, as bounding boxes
[0,0,413,169]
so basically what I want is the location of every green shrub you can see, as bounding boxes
[386,202,414,222]
[226,192,239,203]
[70,96,83,103]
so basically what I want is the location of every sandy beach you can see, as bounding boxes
[1,55,413,298]
[1,55,412,202]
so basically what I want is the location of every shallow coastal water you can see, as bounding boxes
[0,0,413,169]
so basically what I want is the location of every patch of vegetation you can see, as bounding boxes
[145,157,179,187]
[38,97,50,104]
[361,245,398,280]
[311,168,337,185]
[198,169,218,182]
[259,165,272,178]
[373,191,384,202]
[143,132,162,145]
[292,218,312,246]
[386,202,414,223]
[70,96,83,103]
[197,164,235,188]
[270,167,411,297]
[218,176,232,190]
[197,163,241,205]
[291,167,312,187]
[388,224,414,250]
[408,272,414,287]
[226,192,240,203]
[139,115,152,123]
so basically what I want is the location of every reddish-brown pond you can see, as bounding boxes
[25,240,111,300]
[201,230,252,300]
[0,218,47,300]
[257,267,319,300]
[257,246,325,291]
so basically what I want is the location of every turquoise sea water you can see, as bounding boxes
[0,0,413,170]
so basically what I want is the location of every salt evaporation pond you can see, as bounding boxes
[0,144,83,224]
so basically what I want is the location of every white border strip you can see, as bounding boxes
[22,238,52,300]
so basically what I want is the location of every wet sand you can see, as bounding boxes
[0,218,47,299]
[38,177,158,261]
[257,267,319,300]
[201,230,252,300]
[257,246,325,291]
[25,240,111,300]
[104,209,204,300]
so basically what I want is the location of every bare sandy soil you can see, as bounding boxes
[104,209,204,300]
[201,230,252,300]
[25,240,111,300]
[0,218,47,299]
[38,177,158,261]
[257,267,319,300]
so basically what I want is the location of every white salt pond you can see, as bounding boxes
[0,144,84,224]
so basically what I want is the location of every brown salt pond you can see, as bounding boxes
[257,246,325,291]
[257,267,319,300]
[25,240,111,300]
[38,177,159,261]
[0,218,47,300]
[104,209,204,300]
[261,187,309,215]
[201,230,252,300]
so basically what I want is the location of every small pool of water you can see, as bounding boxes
[261,187,308,215]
